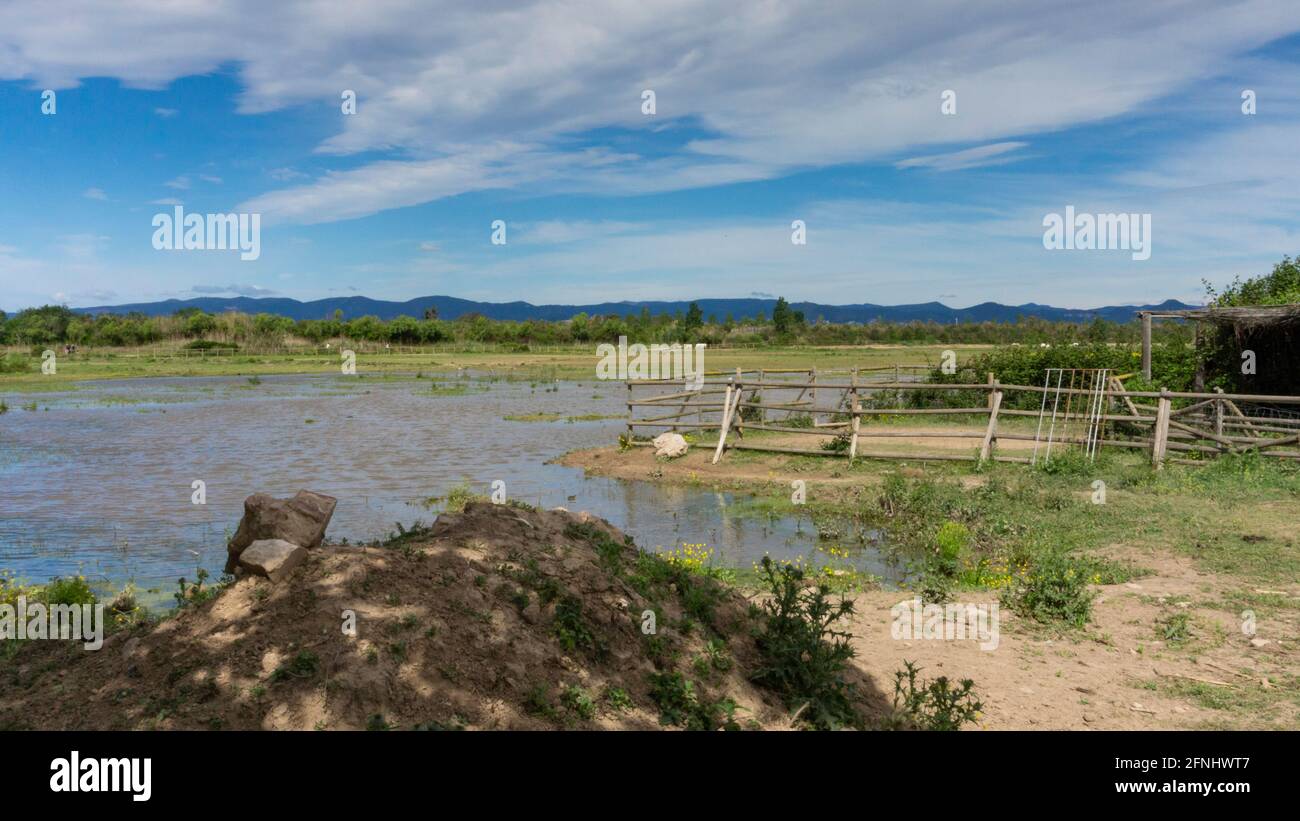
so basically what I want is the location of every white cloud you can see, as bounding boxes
[2,1,1296,224]
[82,187,107,200]
[896,141,1029,172]
[191,283,277,296]
[154,107,177,118]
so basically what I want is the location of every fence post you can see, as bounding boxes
[1141,313,1153,381]
[757,368,765,425]
[734,367,745,439]
[848,371,860,463]
[810,366,818,423]
[1214,387,1224,443]
[625,380,633,443]
[712,381,736,464]
[1152,390,1172,468]
[980,382,1002,464]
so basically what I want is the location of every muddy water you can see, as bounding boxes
[0,373,902,597]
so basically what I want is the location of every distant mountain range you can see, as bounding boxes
[72,295,1199,325]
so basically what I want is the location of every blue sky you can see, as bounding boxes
[1,1,1299,313]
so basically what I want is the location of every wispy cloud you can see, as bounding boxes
[190,284,278,297]
[896,141,1029,172]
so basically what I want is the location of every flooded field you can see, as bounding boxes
[0,372,901,599]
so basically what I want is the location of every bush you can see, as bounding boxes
[0,353,31,374]
[1000,550,1094,627]
[888,661,982,731]
[42,576,97,606]
[751,557,860,729]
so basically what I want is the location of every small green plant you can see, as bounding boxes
[1158,612,1193,646]
[270,650,320,682]
[524,685,560,721]
[1000,550,1094,627]
[821,432,850,453]
[560,685,597,720]
[603,686,633,712]
[552,595,607,660]
[888,661,982,731]
[173,567,224,608]
[751,557,860,729]
[647,671,739,731]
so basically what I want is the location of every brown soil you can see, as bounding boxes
[1,503,884,730]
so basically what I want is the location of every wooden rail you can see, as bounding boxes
[623,366,1300,467]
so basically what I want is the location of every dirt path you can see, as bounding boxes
[846,550,1291,729]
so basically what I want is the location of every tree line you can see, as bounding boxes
[0,296,1186,350]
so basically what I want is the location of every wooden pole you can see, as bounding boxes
[848,370,860,463]
[712,383,737,464]
[1152,391,1171,468]
[1214,387,1224,443]
[626,380,633,442]
[810,366,818,424]
[1141,313,1153,381]
[980,384,1003,463]
[734,367,745,439]
[849,390,861,464]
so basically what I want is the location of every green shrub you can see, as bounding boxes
[0,353,31,374]
[751,557,860,729]
[1000,550,1094,627]
[42,576,96,606]
[888,661,982,731]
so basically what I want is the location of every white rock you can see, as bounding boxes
[652,432,689,458]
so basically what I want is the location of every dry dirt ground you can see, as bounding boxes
[560,438,1300,730]
[0,503,839,731]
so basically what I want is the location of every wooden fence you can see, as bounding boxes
[624,368,1300,468]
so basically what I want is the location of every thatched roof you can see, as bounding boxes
[1137,305,1300,328]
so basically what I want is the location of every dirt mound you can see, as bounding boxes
[1,503,794,730]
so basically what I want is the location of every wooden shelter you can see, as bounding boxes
[1137,304,1300,385]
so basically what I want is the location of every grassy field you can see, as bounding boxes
[0,342,992,391]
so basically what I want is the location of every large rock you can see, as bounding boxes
[237,539,308,583]
[652,432,689,458]
[225,490,337,573]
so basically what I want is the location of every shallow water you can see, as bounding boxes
[0,372,902,597]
